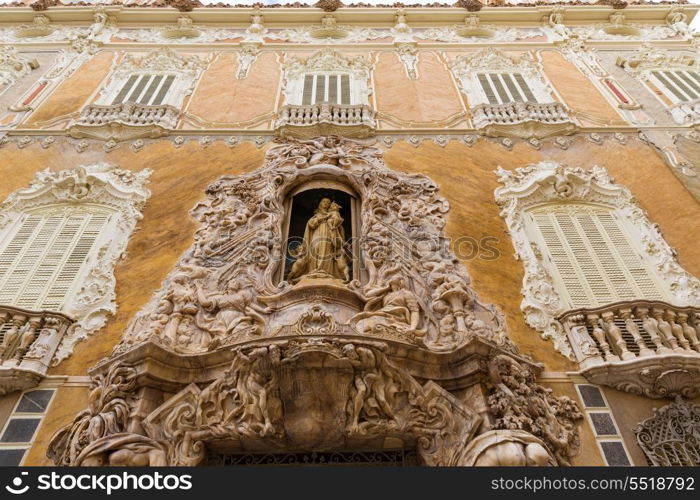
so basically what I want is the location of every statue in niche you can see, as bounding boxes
[288,197,350,283]
[352,274,425,336]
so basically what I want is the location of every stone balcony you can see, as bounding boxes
[472,101,579,139]
[69,102,181,142]
[0,305,74,395]
[670,99,700,127]
[559,300,700,398]
[275,103,376,139]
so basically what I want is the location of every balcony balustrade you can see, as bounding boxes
[472,101,579,139]
[275,103,376,138]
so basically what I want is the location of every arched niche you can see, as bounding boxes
[278,178,361,285]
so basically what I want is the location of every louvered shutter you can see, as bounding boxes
[0,209,111,312]
[513,73,537,102]
[478,74,498,104]
[529,204,665,308]
[651,70,700,103]
[112,75,139,105]
[302,74,314,105]
[340,74,350,104]
[314,74,326,104]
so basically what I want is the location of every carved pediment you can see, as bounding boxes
[0,46,39,86]
[616,43,699,74]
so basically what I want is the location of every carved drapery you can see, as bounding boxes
[49,137,581,467]
[0,163,151,366]
[634,397,700,466]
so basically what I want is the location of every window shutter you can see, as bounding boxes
[152,74,175,106]
[0,210,111,312]
[111,74,139,105]
[302,74,314,105]
[652,71,691,102]
[340,74,350,105]
[478,74,498,104]
[139,75,164,105]
[489,74,510,104]
[328,74,338,104]
[314,74,326,104]
[530,204,665,308]
[503,74,524,102]
[513,73,537,102]
[124,74,150,104]
[676,71,700,97]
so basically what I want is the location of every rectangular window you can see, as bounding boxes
[301,74,351,105]
[650,70,700,103]
[477,73,537,105]
[575,385,632,466]
[528,204,665,309]
[0,210,111,312]
[111,74,176,106]
[0,389,55,466]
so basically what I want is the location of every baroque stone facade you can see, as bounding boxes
[0,0,698,467]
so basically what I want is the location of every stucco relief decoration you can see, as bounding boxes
[495,161,700,361]
[0,163,152,364]
[281,49,372,106]
[48,138,582,467]
[571,12,678,41]
[420,16,542,43]
[267,15,383,43]
[117,16,237,44]
[616,43,699,76]
[0,46,39,87]
[0,8,115,43]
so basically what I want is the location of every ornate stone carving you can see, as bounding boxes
[281,50,372,106]
[49,138,580,467]
[0,164,151,364]
[0,46,39,87]
[237,43,260,80]
[495,162,700,361]
[118,17,236,44]
[634,396,700,466]
[571,18,677,41]
[269,20,382,44]
[396,44,418,80]
[421,23,541,43]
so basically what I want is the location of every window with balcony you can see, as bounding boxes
[496,162,700,399]
[648,69,700,104]
[276,50,375,138]
[71,48,205,141]
[0,164,150,393]
[450,48,578,138]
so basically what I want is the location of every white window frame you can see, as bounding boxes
[495,161,700,360]
[281,50,371,107]
[0,163,151,364]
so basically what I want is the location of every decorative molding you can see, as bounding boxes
[236,43,260,80]
[281,49,372,106]
[267,15,384,43]
[571,13,679,41]
[396,43,418,80]
[494,161,700,360]
[0,46,39,87]
[421,16,542,43]
[0,163,151,365]
[47,139,582,466]
[634,396,700,465]
[616,44,699,75]
[117,16,237,44]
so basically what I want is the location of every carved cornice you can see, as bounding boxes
[114,47,206,80]
[0,163,151,365]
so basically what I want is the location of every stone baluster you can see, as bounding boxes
[602,311,635,360]
[677,312,700,353]
[15,316,41,361]
[0,314,27,359]
[636,306,669,354]
[587,313,618,361]
[652,307,681,351]
[666,310,691,351]
[620,308,653,357]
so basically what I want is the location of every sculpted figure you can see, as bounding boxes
[195,277,269,345]
[288,198,350,282]
[353,275,423,335]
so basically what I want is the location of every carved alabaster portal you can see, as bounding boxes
[48,137,582,467]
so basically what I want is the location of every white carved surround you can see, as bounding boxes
[0,164,151,364]
[281,50,371,106]
[448,47,554,106]
[94,48,206,109]
[494,162,700,360]
[0,46,38,87]
[617,45,700,126]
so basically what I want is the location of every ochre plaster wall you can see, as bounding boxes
[2,135,696,465]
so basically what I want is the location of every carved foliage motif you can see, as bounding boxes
[0,164,151,364]
[486,354,582,466]
[495,162,700,359]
